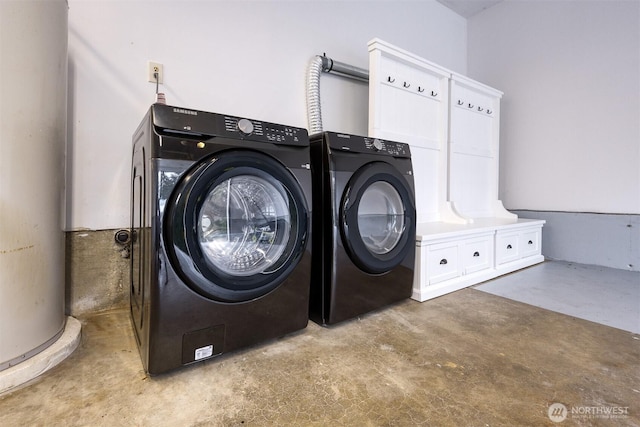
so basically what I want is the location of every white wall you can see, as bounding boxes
[467,0,640,214]
[67,0,466,231]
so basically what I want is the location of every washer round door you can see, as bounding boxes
[340,161,415,274]
[164,150,309,302]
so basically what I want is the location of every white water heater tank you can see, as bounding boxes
[0,0,80,393]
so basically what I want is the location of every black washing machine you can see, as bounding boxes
[130,104,312,374]
[309,132,416,325]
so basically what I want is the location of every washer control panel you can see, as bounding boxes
[330,132,410,158]
[222,116,305,145]
[152,104,308,146]
[363,137,409,157]
[224,116,264,137]
[224,116,307,144]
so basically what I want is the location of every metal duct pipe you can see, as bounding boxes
[320,56,369,82]
[306,56,324,136]
[305,54,370,135]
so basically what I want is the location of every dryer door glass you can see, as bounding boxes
[198,175,291,276]
[357,181,404,255]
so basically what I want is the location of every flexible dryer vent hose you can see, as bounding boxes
[306,55,324,136]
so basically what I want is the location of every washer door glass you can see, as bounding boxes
[198,175,291,276]
[165,149,308,303]
[357,181,404,255]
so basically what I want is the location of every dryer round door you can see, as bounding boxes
[164,150,308,302]
[340,161,415,274]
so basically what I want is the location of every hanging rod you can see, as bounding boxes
[319,54,369,82]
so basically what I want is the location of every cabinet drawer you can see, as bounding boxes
[462,236,493,274]
[496,232,520,265]
[520,229,541,258]
[426,242,460,284]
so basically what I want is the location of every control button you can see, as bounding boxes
[373,139,383,151]
[237,118,254,135]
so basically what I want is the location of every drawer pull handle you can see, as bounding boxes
[528,240,533,245]
[439,259,448,265]
[473,251,480,257]
[431,90,438,97]
[387,76,395,83]
[403,81,411,88]
[507,244,513,249]
[418,86,425,93]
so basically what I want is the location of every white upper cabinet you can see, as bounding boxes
[368,39,514,224]
[448,73,513,220]
[368,38,450,223]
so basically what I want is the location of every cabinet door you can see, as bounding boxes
[426,242,460,284]
[496,232,520,265]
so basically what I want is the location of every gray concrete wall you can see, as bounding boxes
[65,230,129,316]
[513,210,639,272]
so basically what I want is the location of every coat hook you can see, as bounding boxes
[403,81,410,88]
[457,100,464,106]
[418,86,424,93]
[387,76,395,83]
[431,90,438,97]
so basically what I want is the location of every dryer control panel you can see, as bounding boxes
[151,104,308,146]
[328,132,411,158]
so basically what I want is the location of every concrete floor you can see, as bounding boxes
[1,264,639,426]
